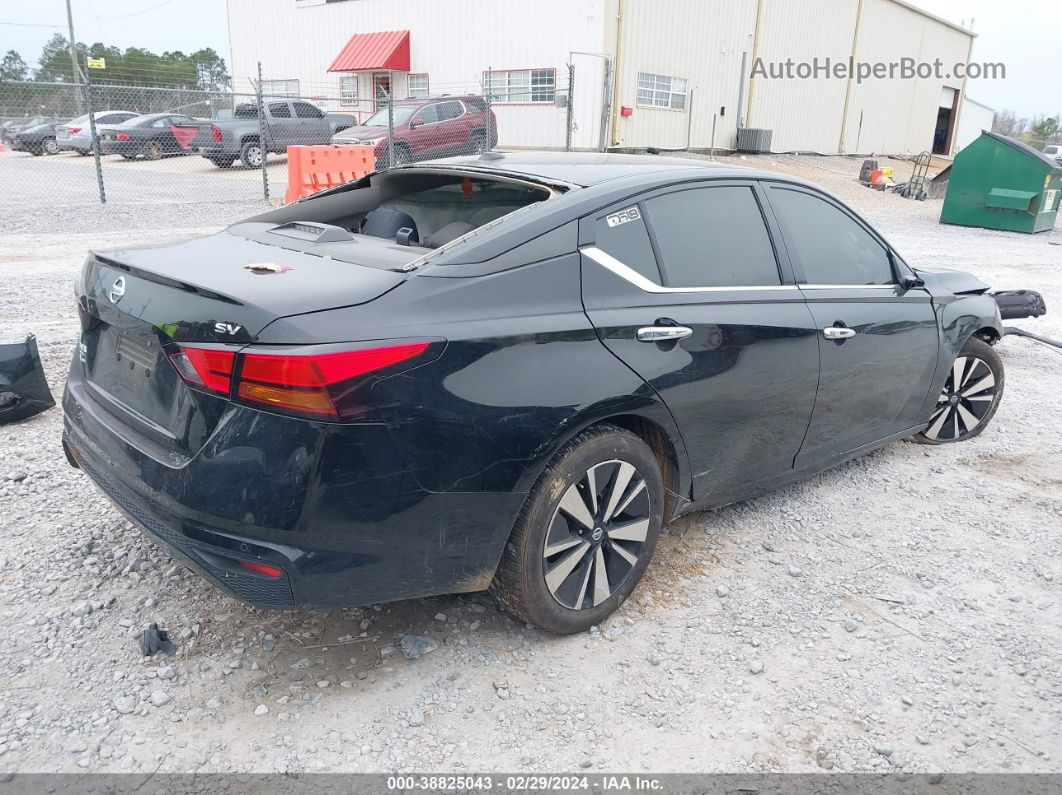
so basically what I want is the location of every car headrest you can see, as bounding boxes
[424,222,475,249]
[361,207,418,242]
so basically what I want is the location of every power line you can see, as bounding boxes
[97,0,177,18]
[0,21,65,28]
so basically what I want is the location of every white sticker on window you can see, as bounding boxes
[606,206,641,227]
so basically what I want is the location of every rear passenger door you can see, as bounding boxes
[266,102,298,149]
[292,101,330,146]
[580,181,821,503]
[765,184,939,466]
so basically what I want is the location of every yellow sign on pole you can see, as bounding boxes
[87,57,106,70]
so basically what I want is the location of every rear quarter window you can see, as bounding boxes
[592,205,661,283]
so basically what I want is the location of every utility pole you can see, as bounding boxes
[65,0,83,112]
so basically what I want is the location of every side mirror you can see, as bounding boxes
[409,118,422,128]
[901,274,925,290]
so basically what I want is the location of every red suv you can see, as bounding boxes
[330,95,498,166]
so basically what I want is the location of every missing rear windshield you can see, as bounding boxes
[250,170,555,263]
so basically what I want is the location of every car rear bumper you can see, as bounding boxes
[62,359,521,609]
[101,141,140,156]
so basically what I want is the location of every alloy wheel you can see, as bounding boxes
[246,145,263,167]
[542,459,651,610]
[42,138,59,155]
[923,355,997,441]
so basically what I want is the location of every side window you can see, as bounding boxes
[293,102,324,119]
[150,117,168,128]
[643,186,780,287]
[436,101,464,121]
[592,205,661,283]
[412,104,439,125]
[770,188,894,285]
[268,102,291,118]
[100,114,128,124]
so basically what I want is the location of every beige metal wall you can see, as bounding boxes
[607,0,759,151]
[609,0,973,155]
[841,0,973,155]
[744,0,860,153]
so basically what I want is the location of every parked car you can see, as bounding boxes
[62,153,1004,634]
[56,111,138,155]
[7,117,70,155]
[99,112,202,160]
[332,95,497,167]
[2,116,50,144]
[1043,144,1062,162]
[175,100,356,168]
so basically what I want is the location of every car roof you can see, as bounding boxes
[423,151,761,187]
[393,95,480,108]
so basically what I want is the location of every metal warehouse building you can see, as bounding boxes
[225,0,977,156]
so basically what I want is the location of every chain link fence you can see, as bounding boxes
[0,63,576,212]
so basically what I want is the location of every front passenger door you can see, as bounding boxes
[580,182,821,503]
[766,185,940,467]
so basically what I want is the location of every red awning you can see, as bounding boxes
[327,30,410,72]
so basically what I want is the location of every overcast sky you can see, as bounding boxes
[1,0,1057,117]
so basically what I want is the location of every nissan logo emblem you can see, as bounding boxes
[109,276,126,304]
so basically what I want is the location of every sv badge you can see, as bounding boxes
[214,322,243,336]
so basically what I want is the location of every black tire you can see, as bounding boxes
[208,155,236,168]
[142,139,164,160]
[911,336,1004,445]
[378,143,410,168]
[468,131,487,155]
[76,149,90,156]
[240,139,264,169]
[491,424,664,634]
[41,137,59,155]
[120,154,137,160]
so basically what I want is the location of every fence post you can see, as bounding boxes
[255,61,270,203]
[565,63,575,152]
[81,61,106,204]
[386,78,394,169]
[483,67,492,153]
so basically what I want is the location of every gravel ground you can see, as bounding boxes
[0,149,1060,775]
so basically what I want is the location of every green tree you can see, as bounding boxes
[0,49,28,81]
[35,33,85,82]
[190,48,230,91]
[1029,115,1060,144]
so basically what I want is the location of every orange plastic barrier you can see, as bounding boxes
[284,145,376,204]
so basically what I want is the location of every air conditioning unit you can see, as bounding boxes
[737,127,773,154]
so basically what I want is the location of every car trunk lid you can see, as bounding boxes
[76,227,413,455]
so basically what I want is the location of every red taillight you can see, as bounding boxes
[238,560,282,578]
[237,344,430,419]
[211,125,222,143]
[167,348,235,395]
[116,132,131,141]
[166,342,431,419]
[69,126,81,133]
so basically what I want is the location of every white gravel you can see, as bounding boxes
[0,149,1060,775]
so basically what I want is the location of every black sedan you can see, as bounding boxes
[99,112,199,160]
[62,153,1004,634]
[8,117,69,155]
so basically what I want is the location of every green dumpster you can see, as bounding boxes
[940,131,1062,234]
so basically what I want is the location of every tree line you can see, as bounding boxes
[992,111,1061,148]
[0,33,229,91]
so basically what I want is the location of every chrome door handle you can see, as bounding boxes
[823,326,856,340]
[637,326,693,342]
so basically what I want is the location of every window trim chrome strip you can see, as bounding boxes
[580,246,800,294]
[799,283,899,290]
